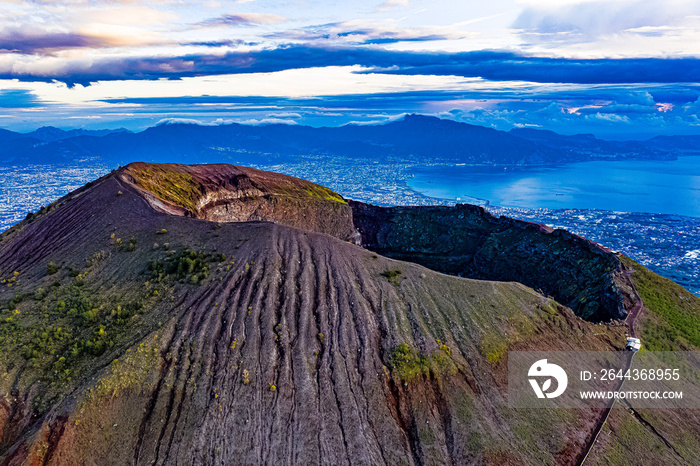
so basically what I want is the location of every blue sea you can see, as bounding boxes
[406,157,700,218]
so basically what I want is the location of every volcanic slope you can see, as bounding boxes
[0,162,687,465]
[584,257,700,465]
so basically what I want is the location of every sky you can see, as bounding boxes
[0,0,700,138]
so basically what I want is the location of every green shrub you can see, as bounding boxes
[380,269,402,281]
[81,308,99,324]
[389,344,429,382]
[47,262,59,275]
[149,248,218,284]
[34,287,46,301]
[85,250,106,267]
[8,293,25,308]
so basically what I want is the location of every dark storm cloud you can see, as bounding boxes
[3,46,699,87]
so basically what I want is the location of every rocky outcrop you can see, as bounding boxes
[120,162,359,243]
[349,201,626,322]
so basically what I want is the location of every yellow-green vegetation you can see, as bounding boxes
[0,258,164,394]
[480,333,508,364]
[622,256,700,350]
[129,165,200,212]
[302,185,346,204]
[128,164,347,216]
[388,343,457,383]
[437,339,452,356]
[87,342,160,402]
[46,262,59,275]
[596,409,673,465]
[148,248,226,285]
[2,271,20,287]
[380,269,402,282]
[478,298,559,364]
[510,408,576,463]
[317,332,324,343]
[242,369,250,385]
[85,250,106,268]
[22,200,64,225]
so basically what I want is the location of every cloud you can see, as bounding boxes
[155,118,209,126]
[154,115,298,126]
[513,0,700,52]
[438,92,700,139]
[584,112,632,123]
[180,39,246,47]
[5,46,700,86]
[197,13,287,28]
[237,117,298,125]
[376,0,409,13]
[98,86,697,110]
[267,20,474,45]
[648,89,700,105]
[0,26,167,55]
[0,89,43,108]
[343,113,407,125]
[360,51,700,84]
[0,31,115,54]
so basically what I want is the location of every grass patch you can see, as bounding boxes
[480,333,508,364]
[388,343,457,383]
[303,186,346,204]
[87,342,159,402]
[128,164,347,215]
[389,344,429,382]
[380,269,402,282]
[621,256,700,350]
[128,165,199,212]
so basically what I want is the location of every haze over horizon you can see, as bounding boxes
[0,0,699,139]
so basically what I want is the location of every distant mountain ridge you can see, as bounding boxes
[0,114,694,166]
[26,126,131,143]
